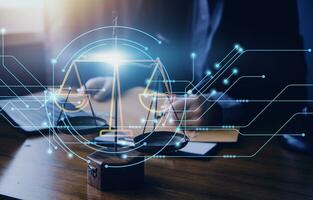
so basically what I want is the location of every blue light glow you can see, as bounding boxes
[68,153,73,158]
[206,70,212,75]
[1,28,6,34]
[211,89,217,95]
[51,58,57,64]
[190,52,196,59]
[223,79,229,85]
[140,118,146,123]
[234,43,240,49]
[49,92,59,102]
[47,148,53,155]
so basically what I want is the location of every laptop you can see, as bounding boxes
[0,93,109,133]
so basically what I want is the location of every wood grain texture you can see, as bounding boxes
[0,87,313,200]
[1,127,313,200]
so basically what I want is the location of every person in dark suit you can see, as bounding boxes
[84,0,307,135]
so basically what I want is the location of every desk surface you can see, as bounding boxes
[1,132,313,200]
[1,88,313,200]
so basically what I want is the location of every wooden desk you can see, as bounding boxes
[1,88,313,199]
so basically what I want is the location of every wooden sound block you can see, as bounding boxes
[87,147,144,191]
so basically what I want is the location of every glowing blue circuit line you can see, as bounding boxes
[1,30,4,66]
[130,112,310,158]
[12,107,44,111]
[107,111,187,168]
[105,87,186,167]
[173,89,217,113]
[242,112,312,157]
[191,48,311,95]
[0,107,48,128]
[52,40,172,155]
[6,55,46,88]
[10,103,51,142]
[60,112,147,154]
[218,47,237,65]
[0,93,238,99]
[120,39,148,50]
[61,41,107,71]
[246,49,311,52]
[184,84,313,129]
[196,50,241,93]
[0,112,43,129]
[197,51,242,93]
[190,47,235,91]
[44,93,87,161]
[51,133,71,156]
[192,76,264,121]
[61,37,150,71]
[50,128,66,152]
[48,90,148,154]
[189,48,310,112]
[190,47,236,92]
[168,99,313,102]
[48,126,51,153]
[200,48,311,94]
[0,79,28,106]
[54,133,88,161]
[185,52,196,90]
[171,76,262,113]
[0,85,55,87]
[55,25,161,60]
[52,61,55,156]
[0,102,22,128]
[0,59,42,103]
[122,43,154,60]
[224,70,237,82]
[156,59,173,94]
[233,129,303,136]
[237,84,313,129]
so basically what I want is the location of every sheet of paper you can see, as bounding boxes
[179,142,216,155]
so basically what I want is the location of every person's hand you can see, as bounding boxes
[80,76,113,101]
[166,95,222,127]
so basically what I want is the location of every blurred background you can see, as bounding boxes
[0,0,312,105]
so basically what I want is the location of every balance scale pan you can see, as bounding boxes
[133,131,189,153]
[57,116,109,135]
